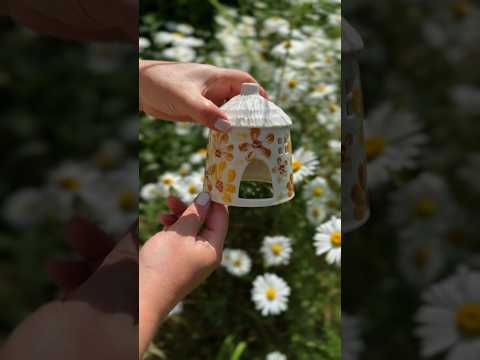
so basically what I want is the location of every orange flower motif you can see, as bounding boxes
[207,160,237,203]
[211,132,234,161]
[287,174,294,197]
[238,128,274,160]
[272,156,288,177]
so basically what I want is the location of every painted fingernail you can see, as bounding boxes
[214,118,232,133]
[195,192,210,206]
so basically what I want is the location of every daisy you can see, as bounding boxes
[157,172,181,197]
[261,236,293,267]
[190,148,207,165]
[251,273,291,316]
[272,39,307,59]
[314,216,341,267]
[175,122,194,136]
[303,176,333,203]
[178,162,192,177]
[222,249,252,277]
[139,37,151,52]
[140,183,162,202]
[306,201,328,226]
[397,223,447,288]
[291,147,319,184]
[162,46,196,62]
[364,102,428,188]
[388,172,455,231]
[178,172,203,203]
[262,16,290,36]
[266,351,287,360]
[343,314,364,360]
[415,267,480,359]
[93,139,125,170]
[48,161,97,195]
[308,83,337,100]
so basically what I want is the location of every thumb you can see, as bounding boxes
[168,192,211,237]
[183,95,232,133]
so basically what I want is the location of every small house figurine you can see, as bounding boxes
[342,18,370,232]
[204,83,294,207]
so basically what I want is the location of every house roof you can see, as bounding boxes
[342,18,364,54]
[221,83,292,128]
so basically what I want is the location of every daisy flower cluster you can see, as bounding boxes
[3,119,138,235]
[140,0,341,358]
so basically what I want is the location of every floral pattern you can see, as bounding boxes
[238,128,275,160]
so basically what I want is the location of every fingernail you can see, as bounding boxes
[214,119,231,133]
[195,192,210,206]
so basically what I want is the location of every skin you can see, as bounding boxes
[2,5,267,357]
[139,60,268,131]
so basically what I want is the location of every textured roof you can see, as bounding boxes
[221,83,292,128]
[342,18,364,54]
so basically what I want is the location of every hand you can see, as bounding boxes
[3,0,137,42]
[1,219,139,360]
[139,193,229,354]
[139,61,268,132]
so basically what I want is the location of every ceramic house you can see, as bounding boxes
[204,83,294,207]
[342,18,369,232]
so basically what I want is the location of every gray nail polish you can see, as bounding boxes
[214,119,232,133]
[195,192,210,206]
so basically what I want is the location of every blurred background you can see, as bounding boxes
[0,15,137,341]
[140,0,341,359]
[344,1,480,359]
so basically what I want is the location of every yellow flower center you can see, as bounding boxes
[365,137,386,161]
[271,243,283,256]
[118,191,136,211]
[292,159,302,172]
[451,0,472,18]
[172,32,184,38]
[95,153,115,169]
[58,177,80,190]
[329,103,338,113]
[315,84,327,93]
[283,41,292,49]
[414,247,431,268]
[312,186,323,197]
[162,177,174,186]
[311,207,321,218]
[288,79,298,89]
[415,197,437,218]
[197,148,207,156]
[330,231,341,247]
[233,259,242,268]
[188,184,198,194]
[265,287,277,301]
[456,304,480,337]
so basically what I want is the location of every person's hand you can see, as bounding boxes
[1,219,139,360]
[139,192,229,354]
[3,0,137,42]
[139,61,268,132]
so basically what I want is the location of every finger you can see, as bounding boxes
[205,69,269,103]
[199,202,229,254]
[182,94,232,133]
[65,217,115,260]
[141,102,191,122]
[166,196,188,215]
[46,259,92,292]
[168,192,211,236]
[159,213,178,227]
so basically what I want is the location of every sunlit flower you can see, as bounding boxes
[364,103,428,188]
[314,216,341,267]
[222,249,252,277]
[261,236,293,267]
[140,183,162,201]
[157,172,181,197]
[178,162,192,177]
[306,201,328,226]
[190,148,207,165]
[272,39,307,59]
[252,273,291,316]
[139,37,151,52]
[415,267,480,359]
[178,171,203,203]
[175,122,194,136]
[162,46,196,62]
[303,176,333,203]
[262,17,290,36]
[291,147,319,184]
[266,351,287,360]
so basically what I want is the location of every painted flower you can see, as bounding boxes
[252,273,291,316]
[415,267,480,359]
[291,147,319,184]
[261,236,293,267]
[222,248,252,277]
[206,160,237,203]
[314,216,341,267]
[211,131,234,162]
[238,128,275,160]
